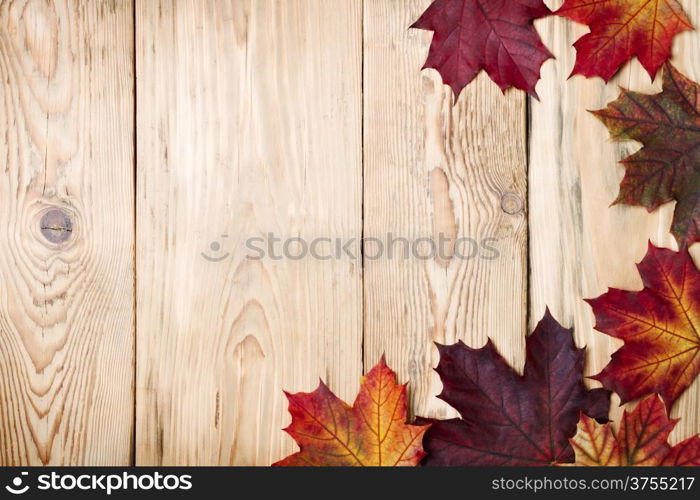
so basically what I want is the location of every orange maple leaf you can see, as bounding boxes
[556,0,693,81]
[587,243,700,411]
[571,395,700,466]
[273,357,429,466]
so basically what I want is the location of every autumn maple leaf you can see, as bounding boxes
[556,0,693,81]
[587,243,700,411]
[593,64,700,247]
[571,395,700,465]
[411,0,554,99]
[273,357,429,466]
[418,310,611,466]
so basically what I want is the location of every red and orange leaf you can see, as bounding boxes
[587,243,700,411]
[593,64,700,248]
[273,357,429,466]
[418,310,611,466]
[411,0,553,99]
[571,395,700,466]
[556,0,693,81]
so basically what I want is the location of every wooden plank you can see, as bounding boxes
[135,0,363,465]
[530,0,699,441]
[0,0,134,465]
[362,0,528,419]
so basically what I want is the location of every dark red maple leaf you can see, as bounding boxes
[411,0,554,99]
[418,310,611,466]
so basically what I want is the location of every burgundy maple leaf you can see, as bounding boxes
[411,0,554,99]
[418,310,610,465]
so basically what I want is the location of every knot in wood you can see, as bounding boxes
[40,209,73,244]
[500,193,524,215]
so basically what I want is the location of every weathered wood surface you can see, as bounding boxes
[0,0,135,465]
[135,0,363,465]
[363,0,528,420]
[0,0,698,466]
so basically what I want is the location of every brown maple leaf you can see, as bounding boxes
[593,63,700,247]
[273,357,429,466]
[587,243,700,411]
[571,395,700,466]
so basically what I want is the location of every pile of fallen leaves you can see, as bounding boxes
[271,0,700,467]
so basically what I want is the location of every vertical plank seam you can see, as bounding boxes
[131,0,138,467]
[360,0,366,376]
[526,95,532,334]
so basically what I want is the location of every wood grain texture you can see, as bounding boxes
[363,0,528,419]
[0,0,134,465]
[530,0,699,443]
[135,0,363,465]
[1,0,697,466]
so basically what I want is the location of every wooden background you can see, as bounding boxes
[0,0,698,465]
